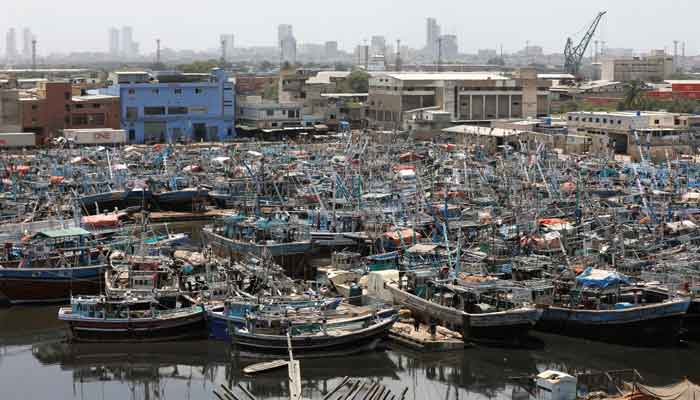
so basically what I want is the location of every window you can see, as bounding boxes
[126,107,138,121]
[654,119,660,124]
[618,120,622,124]
[64,92,70,100]
[152,88,160,95]
[144,106,166,115]
[31,104,38,110]
[266,109,274,116]
[88,114,105,125]
[75,104,84,109]
[65,104,71,112]
[603,119,607,123]
[92,103,101,109]
[128,89,136,95]
[129,129,135,141]
[174,88,182,95]
[271,122,278,127]
[72,115,88,125]
[195,88,203,94]
[568,116,572,121]
[189,106,208,114]
[168,106,188,115]
[595,118,600,123]
[227,128,233,136]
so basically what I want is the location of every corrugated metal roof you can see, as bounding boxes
[378,72,507,81]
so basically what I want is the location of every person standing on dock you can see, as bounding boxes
[413,318,420,332]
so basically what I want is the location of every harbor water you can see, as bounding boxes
[1,305,699,400]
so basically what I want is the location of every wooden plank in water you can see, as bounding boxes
[242,359,289,374]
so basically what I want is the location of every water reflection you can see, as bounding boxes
[1,307,700,399]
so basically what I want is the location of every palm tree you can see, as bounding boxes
[622,80,646,110]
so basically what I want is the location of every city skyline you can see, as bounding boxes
[0,0,697,57]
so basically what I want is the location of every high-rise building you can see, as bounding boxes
[278,24,296,63]
[370,35,386,56]
[278,24,293,45]
[426,18,441,56]
[439,34,458,61]
[22,28,33,59]
[5,28,18,61]
[121,26,135,58]
[109,28,120,57]
[324,41,339,60]
[220,34,235,61]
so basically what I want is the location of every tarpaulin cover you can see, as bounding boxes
[634,379,700,400]
[82,214,120,228]
[576,267,630,289]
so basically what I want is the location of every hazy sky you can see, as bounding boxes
[1,0,697,55]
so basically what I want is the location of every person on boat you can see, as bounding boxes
[429,318,437,339]
[413,318,420,332]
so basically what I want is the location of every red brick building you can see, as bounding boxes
[20,81,120,143]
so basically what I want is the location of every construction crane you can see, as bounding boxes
[564,11,607,76]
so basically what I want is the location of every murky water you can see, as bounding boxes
[1,305,699,400]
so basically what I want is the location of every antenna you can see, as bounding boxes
[156,39,161,65]
[31,39,37,70]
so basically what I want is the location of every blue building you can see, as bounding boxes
[101,69,234,143]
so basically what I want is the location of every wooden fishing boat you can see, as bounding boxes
[58,295,206,342]
[155,188,209,211]
[536,268,691,346]
[228,313,397,355]
[0,227,109,304]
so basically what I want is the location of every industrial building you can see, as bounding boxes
[19,81,120,143]
[367,68,551,129]
[100,69,234,143]
[601,54,674,82]
[566,110,700,160]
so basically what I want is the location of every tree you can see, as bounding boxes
[177,60,220,73]
[486,57,505,66]
[343,69,370,93]
[259,60,274,71]
[263,82,278,101]
[621,80,647,110]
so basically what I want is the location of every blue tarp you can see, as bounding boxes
[576,267,630,289]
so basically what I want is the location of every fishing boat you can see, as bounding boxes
[207,296,345,341]
[58,295,206,342]
[202,214,313,259]
[155,188,209,212]
[383,270,542,347]
[228,312,397,355]
[536,268,690,346]
[0,227,108,304]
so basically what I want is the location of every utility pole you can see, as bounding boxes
[437,37,442,72]
[594,40,599,63]
[156,39,161,65]
[363,39,369,71]
[31,39,37,70]
[682,41,686,72]
[673,40,679,71]
[395,39,402,72]
[220,38,226,67]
